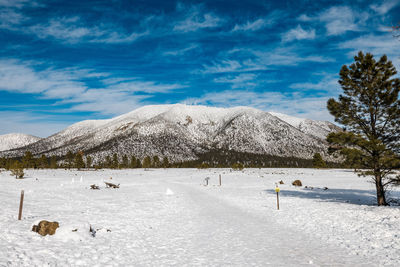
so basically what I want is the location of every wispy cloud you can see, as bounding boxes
[200,59,267,74]
[28,16,148,44]
[289,72,339,92]
[338,34,399,57]
[173,4,223,32]
[214,73,257,89]
[185,90,333,122]
[320,6,364,36]
[370,0,400,15]
[0,59,185,115]
[282,25,316,42]
[298,6,366,36]
[0,0,38,30]
[0,111,71,137]
[163,44,199,56]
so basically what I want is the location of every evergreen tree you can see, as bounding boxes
[121,154,129,168]
[37,155,49,169]
[0,157,6,168]
[86,156,92,169]
[112,153,119,169]
[162,157,170,168]
[74,152,85,170]
[50,155,58,169]
[312,153,326,168]
[65,151,74,169]
[10,160,24,179]
[327,51,400,206]
[130,155,137,168]
[142,156,151,169]
[136,158,142,168]
[152,156,160,168]
[105,155,112,168]
[22,151,35,168]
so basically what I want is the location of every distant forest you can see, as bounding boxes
[0,149,343,170]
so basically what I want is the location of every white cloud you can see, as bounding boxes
[298,6,366,36]
[0,59,185,115]
[0,60,87,97]
[370,0,400,15]
[318,6,363,36]
[297,14,312,22]
[28,17,148,44]
[337,34,400,63]
[0,111,71,137]
[214,73,257,89]
[185,90,333,122]
[232,18,268,32]
[163,44,199,56]
[173,4,222,32]
[200,59,267,74]
[282,25,316,42]
[289,73,339,93]
[250,46,334,66]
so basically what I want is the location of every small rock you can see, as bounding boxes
[292,180,302,187]
[32,220,59,236]
[279,180,284,184]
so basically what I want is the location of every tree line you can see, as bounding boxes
[0,150,337,171]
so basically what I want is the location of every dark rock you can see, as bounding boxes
[32,220,59,236]
[292,180,302,187]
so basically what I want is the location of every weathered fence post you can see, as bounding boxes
[275,186,280,210]
[219,174,222,186]
[18,190,24,220]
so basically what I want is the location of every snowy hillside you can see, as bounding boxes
[270,112,340,140]
[0,133,42,152]
[0,104,339,161]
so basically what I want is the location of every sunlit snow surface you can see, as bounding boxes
[1,168,399,266]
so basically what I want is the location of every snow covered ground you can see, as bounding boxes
[1,168,399,266]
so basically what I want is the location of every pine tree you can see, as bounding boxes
[312,153,326,168]
[65,151,74,169]
[112,153,119,169]
[130,155,137,168]
[162,157,170,168]
[121,154,129,168]
[327,51,400,206]
[22,151,35,168]
[152,156,160,168]
[142,156,151,169]
[105,155,112,168]
[86,156,92,169]
[136,158,142,168]
[74,152,85,170]
[10,160,24,179]
[37,155,49,169]
[50,155,58,169]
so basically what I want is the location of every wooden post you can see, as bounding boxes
[275,186,280,210]
[18,190,24,220]
[219,174,222,186]
[276,191,280,210]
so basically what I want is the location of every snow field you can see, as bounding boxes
[0,168,399,266]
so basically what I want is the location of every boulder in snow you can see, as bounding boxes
[292,180,302,187]
[32,220,59,236]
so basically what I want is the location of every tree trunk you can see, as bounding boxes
[375,173,388,206]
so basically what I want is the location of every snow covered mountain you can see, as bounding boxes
[0,104,340,162]
[0,133,42,152]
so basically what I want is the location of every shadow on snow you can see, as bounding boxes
[265,188,378,206]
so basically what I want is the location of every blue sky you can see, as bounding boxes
[0,0,399,137]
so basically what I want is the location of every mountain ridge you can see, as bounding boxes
[0,104,340,162]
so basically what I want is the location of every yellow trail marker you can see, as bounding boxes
[275,186,280,210]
